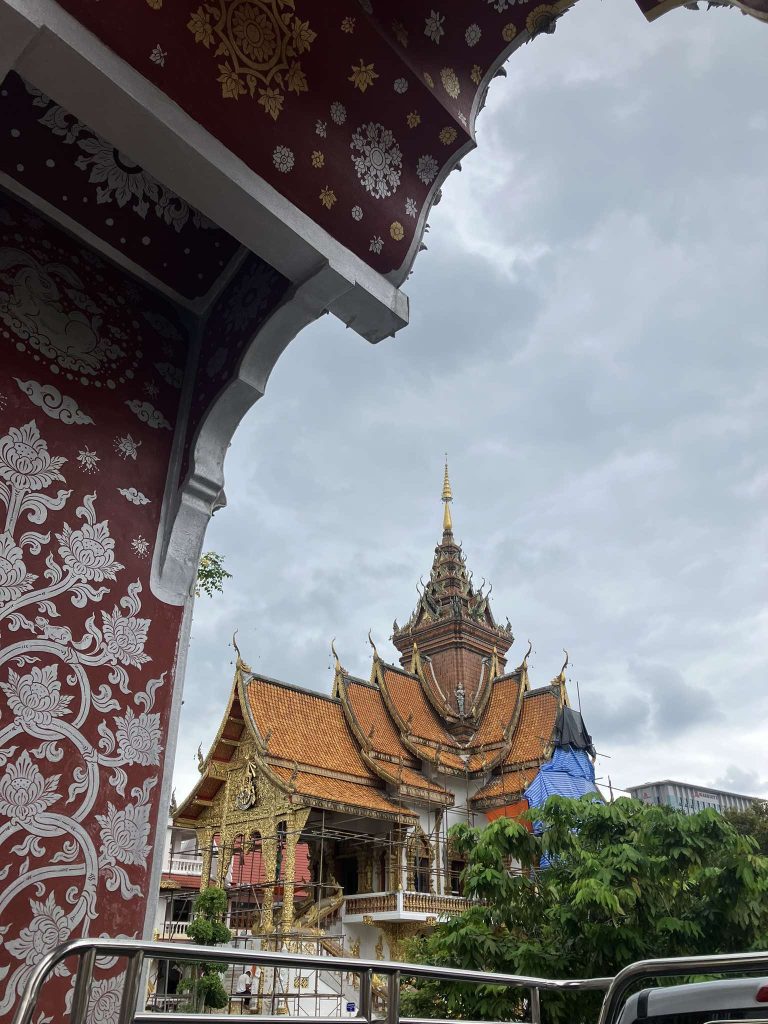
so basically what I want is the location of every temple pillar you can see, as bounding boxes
[260,836,278,933]
[0,191,329,1018]
[280,809,310,932]
[0,194,194,1018]
[199,829,215,889]
[391,828,407,891]
[216,830,233,889]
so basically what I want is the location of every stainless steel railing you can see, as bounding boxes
[11,937,610,1024]
[11,937,768,1024]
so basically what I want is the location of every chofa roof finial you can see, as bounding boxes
[560,648,569,678]
[331,637,342,671]
[368,629,379,659]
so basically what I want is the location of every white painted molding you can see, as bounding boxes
[0,2,35,81]
[151,261,356,604]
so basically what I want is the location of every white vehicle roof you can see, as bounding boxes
[617,976,768,1023]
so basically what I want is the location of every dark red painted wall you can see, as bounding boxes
[0,189,188,1021]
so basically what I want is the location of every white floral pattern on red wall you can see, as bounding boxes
[0,190,188,1023]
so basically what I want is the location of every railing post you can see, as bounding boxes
[529,985,541,1024]
[359,968,373,1023]
[118,951,145,1024]
[387,970,400,1024]
[70,948,96,1024]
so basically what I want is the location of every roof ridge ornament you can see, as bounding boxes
[556,650,571,708]
[522,639,533,668]
[231,629,252,672]
[368,629,379,660]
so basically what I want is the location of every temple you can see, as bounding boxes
[167,467,597,969]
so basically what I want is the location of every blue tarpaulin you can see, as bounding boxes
[524,746,597,809]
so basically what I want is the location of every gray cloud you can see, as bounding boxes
[172,0,768,806]
[715,766,768,796]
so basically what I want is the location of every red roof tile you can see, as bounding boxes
[471,672,523,746]
[380,665,457,747]
[471,767,539,805]
[344,679,414,761]
[246,675,373,780]
[502,689,559,767]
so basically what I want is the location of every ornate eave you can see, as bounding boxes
[174,662,252,824]
[470,767,541,811]
[267,763,416,823]
[363,751,455,808]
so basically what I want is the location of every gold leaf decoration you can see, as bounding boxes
[188,0,314,116]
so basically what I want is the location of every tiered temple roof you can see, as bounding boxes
[177,467,591,825]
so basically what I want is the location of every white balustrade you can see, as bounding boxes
[166,855,203,876]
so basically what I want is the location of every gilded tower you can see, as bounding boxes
[392,462,514,733]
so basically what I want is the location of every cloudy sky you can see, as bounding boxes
[173,0,768,808]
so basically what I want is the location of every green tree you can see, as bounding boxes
[401,796,768,1024]
[196,551,232,598]
[724,800,768,856]
[181,886,232,1011]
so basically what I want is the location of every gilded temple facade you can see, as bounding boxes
[171,469,596,966]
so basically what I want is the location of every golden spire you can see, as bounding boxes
[442,456,453,532]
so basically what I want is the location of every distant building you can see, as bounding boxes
[627,779,760,816]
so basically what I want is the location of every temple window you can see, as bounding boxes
[414,854,431,893]
[339,856,359,896]
[449,859,465,896]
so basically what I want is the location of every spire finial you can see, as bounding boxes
[442,455,453,533]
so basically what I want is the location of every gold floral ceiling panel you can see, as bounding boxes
[50,0,767,282]
[52,0,579,282]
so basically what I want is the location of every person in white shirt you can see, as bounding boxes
[235,969,252,1009]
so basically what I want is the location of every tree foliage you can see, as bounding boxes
[401,796,768,1024]
[181,886,232,1011]
[724,800,768,856]
[196,551,232,598]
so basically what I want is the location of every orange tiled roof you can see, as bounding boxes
[245,675,372,779]
[471,767,539,805]
[344,678,414,760]
[372,760,453,798]
[471,671,523,746]
[502,688,559,767]
[380,664,457,746]
[269,766,415,819]
[420,658,455,717]
[409,741,466,770]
